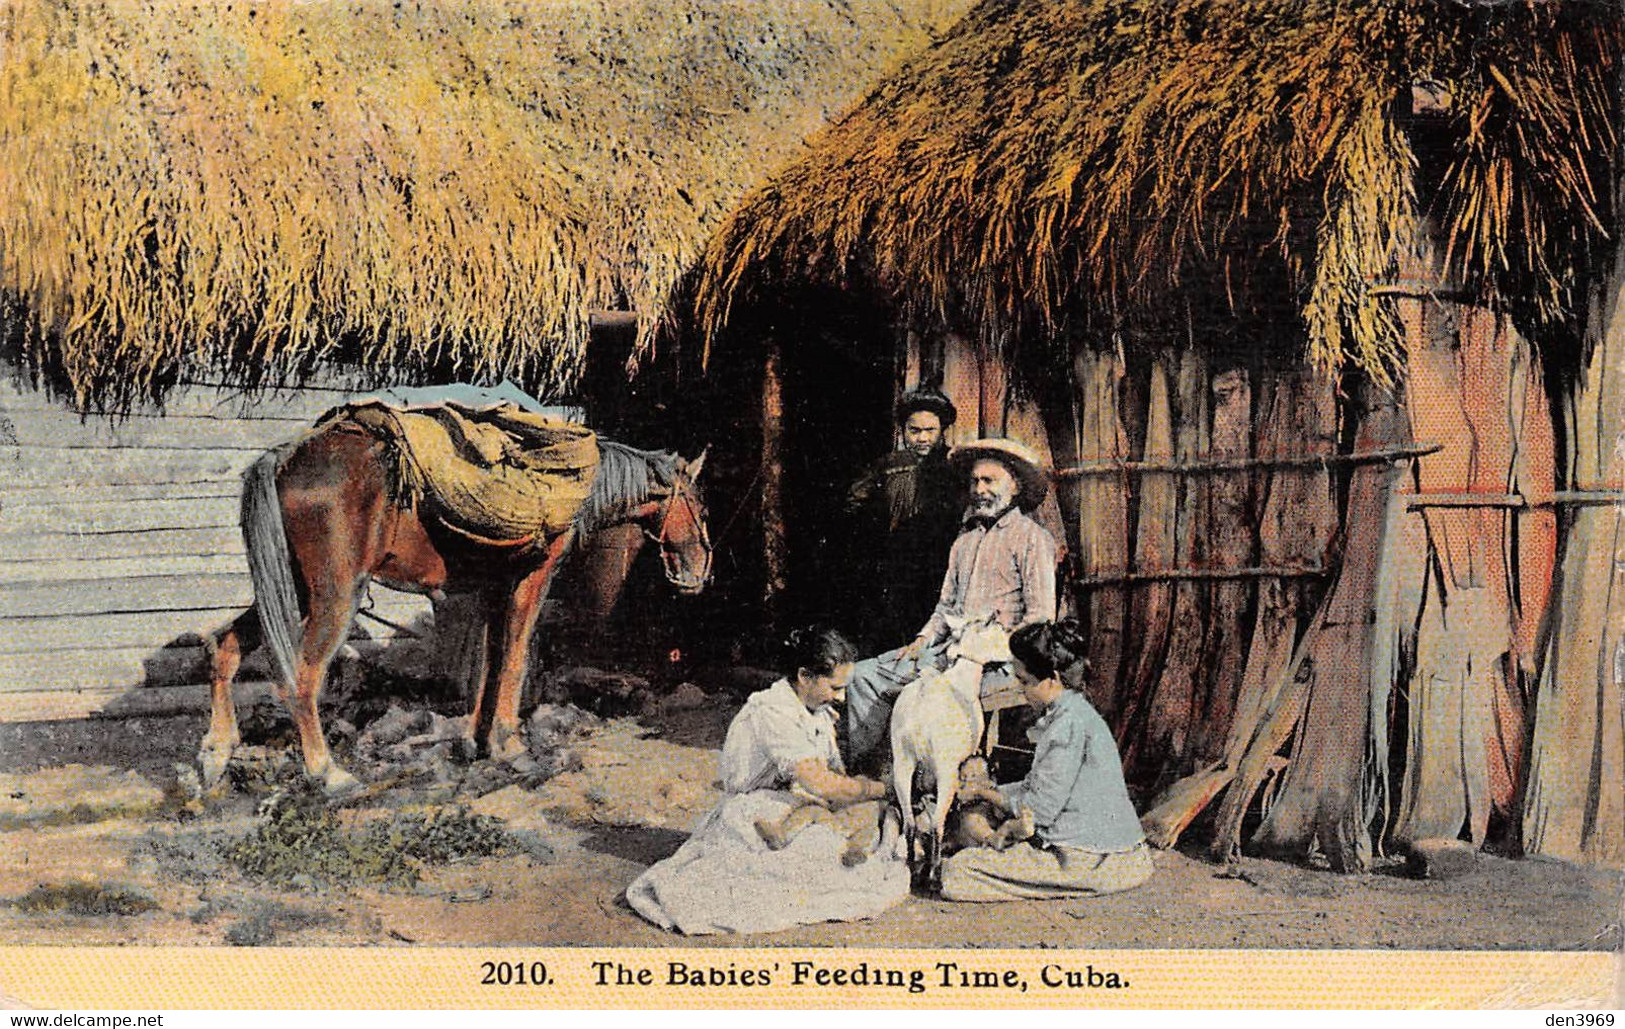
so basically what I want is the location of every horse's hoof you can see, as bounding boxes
[198,745,231,789]
[491,735,529,765]
[320,766,363,798]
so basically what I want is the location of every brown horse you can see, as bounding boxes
[199,415,711,793]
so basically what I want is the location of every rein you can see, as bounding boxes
[709,456,764,552]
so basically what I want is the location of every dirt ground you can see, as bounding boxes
[0,689,1620,952]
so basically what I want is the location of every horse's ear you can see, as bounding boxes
[687,446,709,480]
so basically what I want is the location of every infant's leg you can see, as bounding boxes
[989,807,1036,850]
[957,807,1001,848]
[832,802,883,867]
[756,800,825,851]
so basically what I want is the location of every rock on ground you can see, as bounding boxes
[541,668,651,716]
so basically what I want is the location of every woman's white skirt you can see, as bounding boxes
[625,789,910,936]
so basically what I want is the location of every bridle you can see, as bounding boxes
[641,475,712,591]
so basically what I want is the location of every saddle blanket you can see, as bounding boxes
[320,397,600,544]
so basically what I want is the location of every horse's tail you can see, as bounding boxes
[241,445,301,689]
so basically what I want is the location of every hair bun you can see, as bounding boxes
[782,624,858,678]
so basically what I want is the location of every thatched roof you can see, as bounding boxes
[0,0,970,407]
[683,0,1620,380]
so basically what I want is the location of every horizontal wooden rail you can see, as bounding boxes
[0,478,233,496]
[1070,565,1329,588]
[1405,489,1625,510]
[170,378,368,395]
[2,523,240,539]
[1055,443,1442,478]
[1366,281,1476,301]
[2,442,270,453]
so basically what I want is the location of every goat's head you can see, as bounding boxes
[947,623,1012,667]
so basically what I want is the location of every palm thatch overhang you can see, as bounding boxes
[0,0,971,410]
[676,0,1621,383]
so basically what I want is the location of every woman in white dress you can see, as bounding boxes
[626,627,910,934]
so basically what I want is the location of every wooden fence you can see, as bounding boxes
[0,373,431,722]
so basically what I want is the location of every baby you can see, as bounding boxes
[755,790,888,867]
[933,755,1035,856]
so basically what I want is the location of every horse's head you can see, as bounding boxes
[639,449,711,594]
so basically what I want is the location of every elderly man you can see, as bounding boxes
[841,436,1057,771]
[846,386,965,650]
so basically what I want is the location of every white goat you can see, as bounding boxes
[888,621,1012,888]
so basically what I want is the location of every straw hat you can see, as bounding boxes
[950,437,1050,511]
[895,386,958,428]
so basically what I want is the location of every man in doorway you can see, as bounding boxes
[842,436,1057,771]
[845,386,965,651]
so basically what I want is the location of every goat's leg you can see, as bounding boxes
[892,754,918,883]
[199,607,262,788]
[930,778,958,893]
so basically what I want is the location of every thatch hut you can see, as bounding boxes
[0,0,969,717]
[660,0,1624,869]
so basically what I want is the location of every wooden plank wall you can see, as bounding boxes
[0,374,432,722]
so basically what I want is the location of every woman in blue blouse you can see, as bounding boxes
[940,620,1153,901]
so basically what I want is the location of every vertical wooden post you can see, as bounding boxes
[1391,284,1554,847]
[895,328,923,450]
[940,331,981,448]
[1120,350,1178,769]
[977,341,1000,436]
[1139,362,1340,850]
[1136,347,1208,767]
[1250,378,1412,871]
[1193,367,1255,763]
[1234,365,1339,750]
[1522,160,1625,866]
[980,337,1069,550]
[920,328,946,390]
[1037,342,1085,623]
[1074,343,1132,719]
[1504,316,1557,685]
[901,329,922,391]
[761,340,788,631]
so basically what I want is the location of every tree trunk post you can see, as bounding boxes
[761,340,788,634]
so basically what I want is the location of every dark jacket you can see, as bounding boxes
[846,445,963,648]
